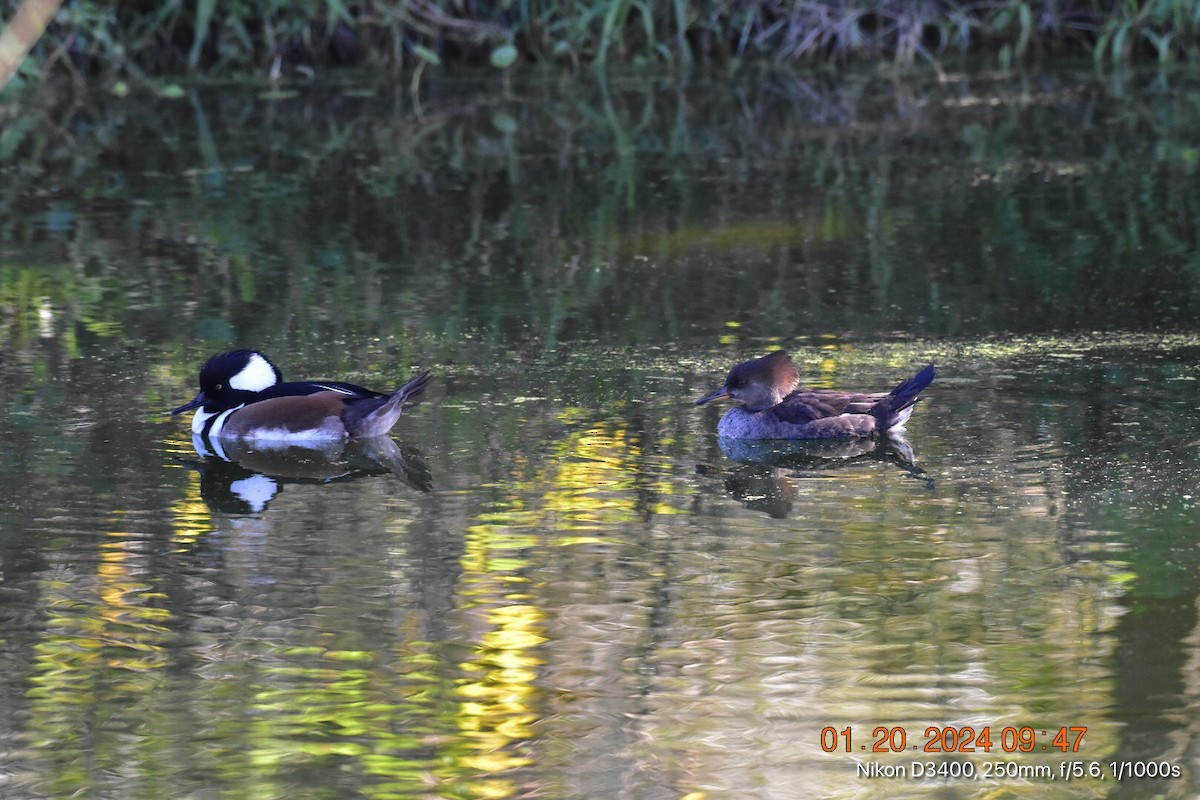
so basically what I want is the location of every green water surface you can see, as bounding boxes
[1,66,1198,799]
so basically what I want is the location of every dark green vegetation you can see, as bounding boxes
[8,0,1200,86]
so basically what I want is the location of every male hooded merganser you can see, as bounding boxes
[696,351,935,440]
[171,349,431,441]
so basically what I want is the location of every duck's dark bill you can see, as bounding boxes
[171,392,206,415]
[695,387,731,406]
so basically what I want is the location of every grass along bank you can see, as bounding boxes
[3,0,1200,89]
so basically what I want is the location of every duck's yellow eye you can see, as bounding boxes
[215,383,223,390]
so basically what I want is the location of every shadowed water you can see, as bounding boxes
[2,66,1200,799]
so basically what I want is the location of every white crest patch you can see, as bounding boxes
[229,353,278,392]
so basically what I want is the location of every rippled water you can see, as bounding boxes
[3,68,1200,798]
[2,337,1196,799]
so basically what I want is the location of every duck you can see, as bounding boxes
[696,351,935,440]
[171,349,431,442]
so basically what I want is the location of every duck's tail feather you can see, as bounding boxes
[873,364,936,432]
[345,370,432,438]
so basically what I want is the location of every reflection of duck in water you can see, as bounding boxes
[186,435,432,514]
[696,351,935,440]
[699,437,931,519]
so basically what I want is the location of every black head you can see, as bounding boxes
[171,349,283,415]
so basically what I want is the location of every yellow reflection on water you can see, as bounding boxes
[169,469,215,547]
[164,433,214,547]
[453,519,546,798]
[542,420,643,529]
[26,524,175,795]
[455,605,544,760]
[626,220,815,256]
[446,414,691,797]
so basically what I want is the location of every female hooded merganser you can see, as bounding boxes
[171,349,431,442]
[696,351,935,440]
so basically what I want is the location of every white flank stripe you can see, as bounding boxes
[310,383,358,395]
[242,426,346,443]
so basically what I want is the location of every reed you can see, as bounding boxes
[3,0,1200,83]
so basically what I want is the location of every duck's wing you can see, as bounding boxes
[771,391,869,424]
[805,389,891,415]
[776,366,938,427]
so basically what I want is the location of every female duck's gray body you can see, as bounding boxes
[696,351,935,440]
